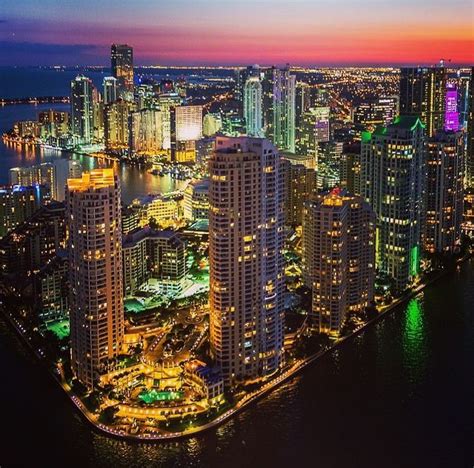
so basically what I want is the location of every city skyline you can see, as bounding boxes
[1,0,473,66]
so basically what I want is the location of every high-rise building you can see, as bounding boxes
[203,113,222,137]
[302,189,375,334]
[0,185,51,238]
[130,109,163,154]
[67,169,123,389]
[282,157,317,226]
[103,76,118,105]
[340,143,361,196]
[361,116,426,293]
[425,130,464,253]
[263,66,296,153]
[70,75,94,144]
[184,178,210,221]
[209,137,285,385]
[466,67,474,189]
[171,105,203,162]
[104,99,134,151]
[244,76,263,137]
[400,66,446,137]
[38,109,69,136]
[353,96,399,129]
[444,83,460,132]
[111,44,134,100]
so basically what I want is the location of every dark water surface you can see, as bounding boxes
[1,260,472,468]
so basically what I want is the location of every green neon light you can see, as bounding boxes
[361,131,372,143]
[410,245,420,277]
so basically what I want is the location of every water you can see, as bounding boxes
[0,260,472,467]
[0,104,186,204]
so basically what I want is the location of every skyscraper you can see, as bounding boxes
[111,44,134,100]
[425,130,464,253]
[130,109,163,154]
[67,169,124,389]
[104,99,134,151]
[263,66,296,153]
[70,75,94,144]
[467,67,474,189]
[171,105,203,162]
[399,66,446,137]
[361,116,426,293]
[302,189,375,335]
[209,137,284,385]
[244,76,263,137]
[103,76,118,105]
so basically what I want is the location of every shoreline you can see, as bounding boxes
[1,254,471,442]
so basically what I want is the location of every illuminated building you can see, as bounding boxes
[463,191,474,238]
[425,130,464,253]
[282,158,317,226]
[221,112,246,137]
[203,113,222,137]
[122,227,187,296]
[111,44,134,100]
[466,67,474,189]
[121,206,140,235]
[209,137,284,385]
[133,194,181,228]
[361,116,426,293]
[340,143,361,196]
[295,82,312,129]
[158,93,182,151]
[14,120,41,138]
[399,66,446,137]
[317,141,343,190]
[0,202,65,278]
[353,96,398,129]
[9,163,55,198]
[67,169,123,389]
[263,66,296,153]
[314,107,330,143]
[104,99,134,151]
[70,75,94,144]
[0,185,50,238]
[444,83,460,132]
[302,189,375,334]
[171,105,203,163]
[244,76,263,137]
[184,178,210,220]
[130,109,163,154]
[103,76,118,105]
[38,109,69,136]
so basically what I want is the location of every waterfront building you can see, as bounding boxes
[130,109,163,155]
[282,158,317,226]
[103,77,118,105]
[38,109,69,136]
[171,105,203,163]
[111,44,134,100]
[158,93,182,151]
[425,130,464,253]
[9,163,55,197]
[0,185,51,238]
[361,116,426,293]
[67,169,124,389]
[104,99,134,151]
[203,113,222,137]
[302,189,375,334]
[209,137,285,385]
[183,179,210,221]
[244,76,264,137]
[70,75,94,144]
[399,66,446,137]
[14,120,41,138]
[184,360,225,405]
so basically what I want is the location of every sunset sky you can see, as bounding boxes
[1,0,473,66]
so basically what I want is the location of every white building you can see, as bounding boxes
[244,76,263,137]
[209,136,285,385]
